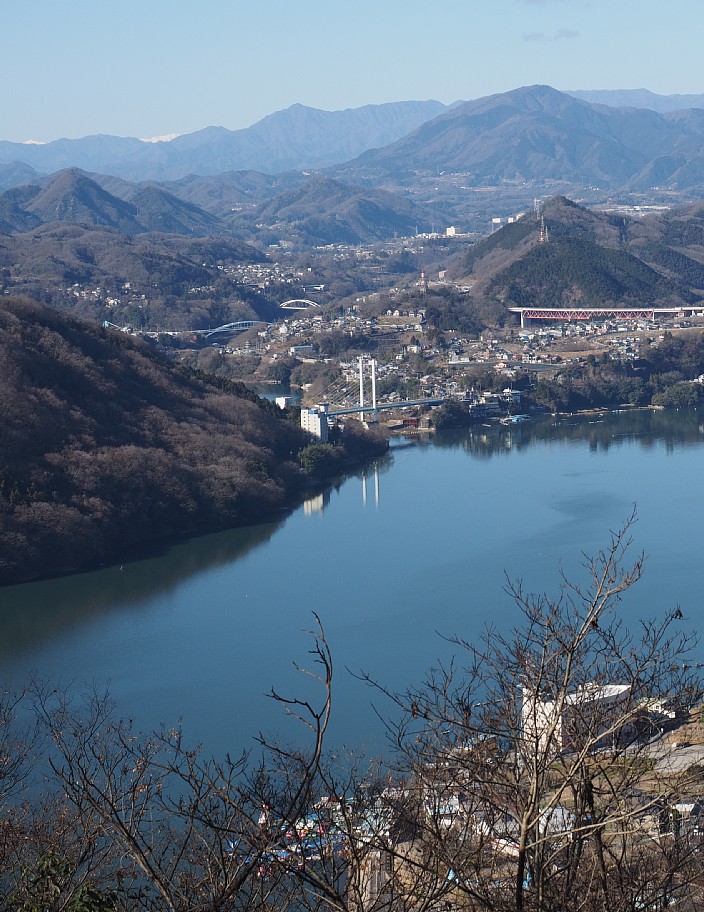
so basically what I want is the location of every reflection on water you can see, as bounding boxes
[361,463,381,510]
[434,408,704,459]
[303,491,330,515]
[1,407,703,756]
[245,382,302,404]
[0,521,281,660]
[302,461,389,516]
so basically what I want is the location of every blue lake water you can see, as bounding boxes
[1,408,703,759]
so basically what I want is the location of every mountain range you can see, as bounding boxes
[4,86,704,230]
[0,167,436,248]
[0,100,450,181]
[2,88,704,188]
[335,85,704,194]
[6,85,704,312]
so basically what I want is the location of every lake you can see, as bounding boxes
[2,408,703,759]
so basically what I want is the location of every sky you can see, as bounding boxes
[3,0,703,143]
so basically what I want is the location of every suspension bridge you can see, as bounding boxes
[309,356,445,424]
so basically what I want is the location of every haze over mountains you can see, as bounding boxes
[5,84,704,321]
[335,86,704,193]
[567,89,704,114]
[2,87,704,187]
[0,101,450,181]
[3,86,704,225]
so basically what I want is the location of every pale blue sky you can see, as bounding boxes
[3,0,701,142]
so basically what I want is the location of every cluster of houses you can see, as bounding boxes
[233,681,704,910]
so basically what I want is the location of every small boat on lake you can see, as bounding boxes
[500,414,531,425]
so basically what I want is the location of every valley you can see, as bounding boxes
[5,86,704,581]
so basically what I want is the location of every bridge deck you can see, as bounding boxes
[328,397,444,416]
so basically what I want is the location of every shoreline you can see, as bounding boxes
[1,442,390,589]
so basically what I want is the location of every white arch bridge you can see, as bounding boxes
[279,299,320,311]
[204,320,269,337]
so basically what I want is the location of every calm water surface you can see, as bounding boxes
[2,408,704,758]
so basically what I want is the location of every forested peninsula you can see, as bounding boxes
[0,297,385,584]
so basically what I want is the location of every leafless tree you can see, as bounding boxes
[31,616,334,912]
[0,686,36,807]
[9,520,704,912]
[358,513,704,912]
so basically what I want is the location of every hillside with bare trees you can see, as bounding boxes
[0,297,385,583]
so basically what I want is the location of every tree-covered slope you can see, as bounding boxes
[0,297,315,583]
[450,196,704,314]
[488,236,694,308]
[0,223,273,329]
[247,175,434,244]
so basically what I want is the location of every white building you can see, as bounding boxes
[522,682,631,756]
[300,404,329,442]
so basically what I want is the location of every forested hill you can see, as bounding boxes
[0,298,339,584]
[450,196,704,312]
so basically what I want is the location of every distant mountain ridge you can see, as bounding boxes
[566,89,704,113]
[336,85,704,193]
[2,88,704,188]
[0,167,436,248]
[0,169,225,237]
[0,100,450,180]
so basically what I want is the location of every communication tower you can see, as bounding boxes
[539,215,549,244]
